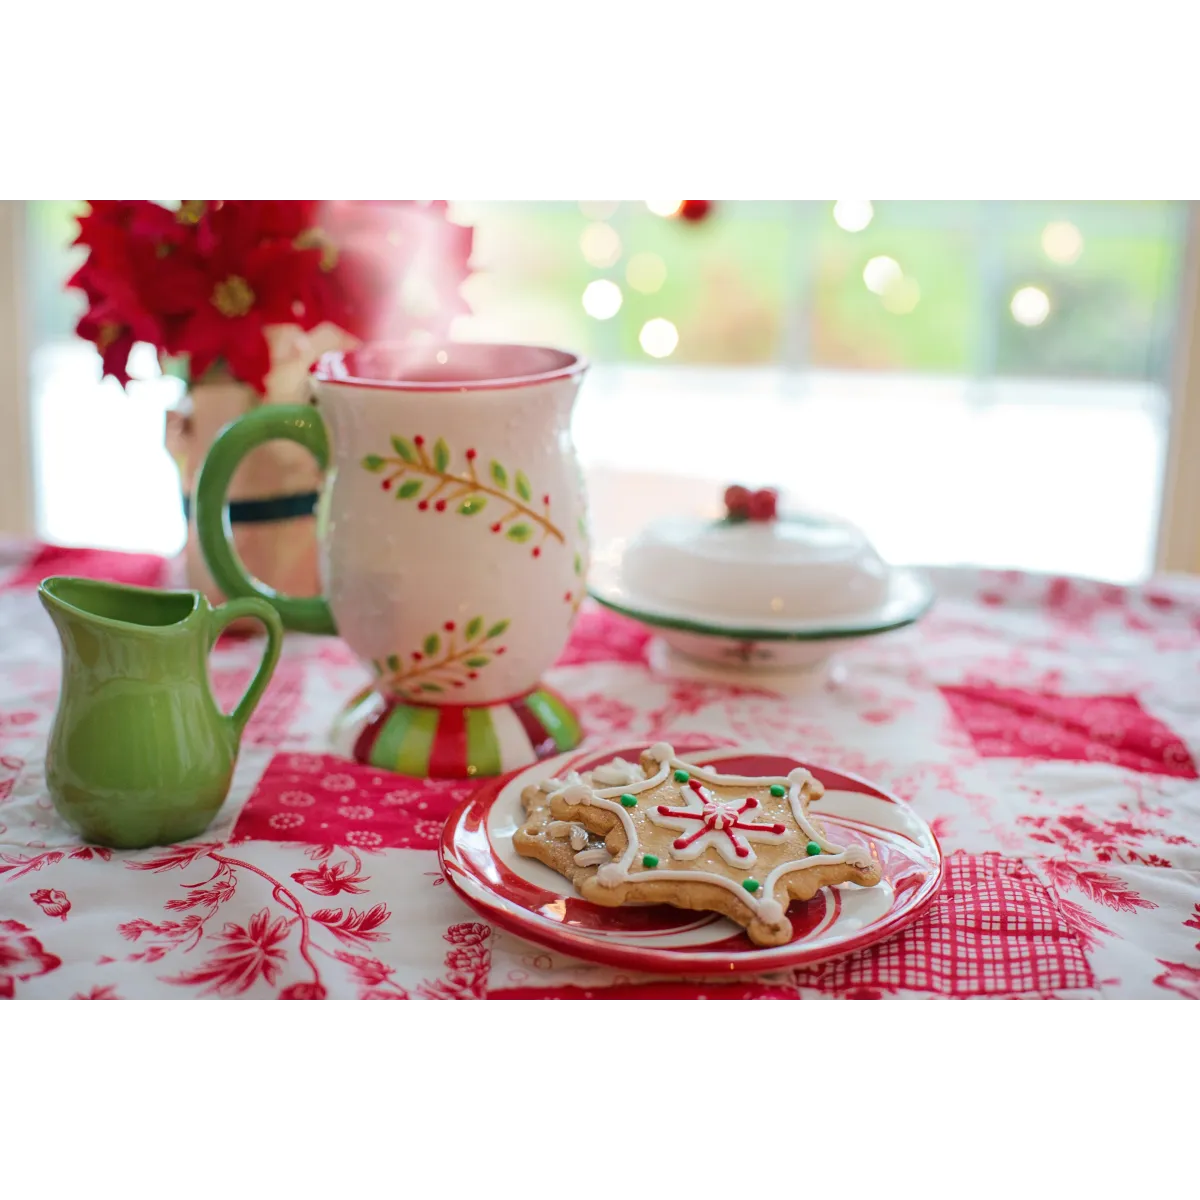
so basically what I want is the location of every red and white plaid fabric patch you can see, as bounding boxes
[940,684,1197,779]
[798,852,1095,996]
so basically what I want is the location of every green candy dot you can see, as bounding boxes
[806,841,822,856]
[620,793,638,808]
[742,878,760,893]
[673,769,689,783]
[769,784,786,797]
[642,854,658,868]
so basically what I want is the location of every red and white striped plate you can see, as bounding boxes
[440,741,944,974]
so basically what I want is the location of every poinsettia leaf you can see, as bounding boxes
[397,479,422,499]
[465,656,490,668]
[465,616,483,640]
[515,471,532,502]
[490,461,508,489]
[458,496,486,515]
[423,633,440,656]
[362,455,384,472]
[391,436,417,463]
[486,619,510,639]
[505,523,532,543]
[433,438,450,473]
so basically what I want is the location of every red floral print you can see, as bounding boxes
[311,904,391,946]
[68,846,113,862]
[1042,859,1157,913]
[0,919,62,998]
[168,908,289,995]
[415,922,492,1000]
[0,850,64,880]
[1021,801,1190,869]
[73,985,121,999]
[279,981,327,1000]
[30,888,71,921]
[1153,961,1200,1000]
[291,858,369,896]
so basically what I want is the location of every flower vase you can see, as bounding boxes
[166,362,325,627]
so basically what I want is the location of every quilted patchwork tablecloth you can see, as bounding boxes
[2,539,1198,999]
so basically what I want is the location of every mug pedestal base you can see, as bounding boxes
[330,685,583,779]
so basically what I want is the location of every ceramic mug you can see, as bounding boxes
[39,576,282,849]
[194,343,590,778]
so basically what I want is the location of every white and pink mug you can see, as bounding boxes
[195,343,590,778]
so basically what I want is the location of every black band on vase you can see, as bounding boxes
[182,490,320,525]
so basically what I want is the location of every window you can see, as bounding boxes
[9,200,1192,582]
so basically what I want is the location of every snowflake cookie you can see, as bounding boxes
[546,743,881,946]
[513,757,646,887]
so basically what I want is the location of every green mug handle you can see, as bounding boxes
[194,404,337,635]
[207,597,284,739]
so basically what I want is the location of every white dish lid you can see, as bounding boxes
[589,491,933,637]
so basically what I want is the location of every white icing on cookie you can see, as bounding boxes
[646,778,788,866]
[590,757,647,787]
[573,847,613,867]
[547,821,572,840]
[569,825,588,851]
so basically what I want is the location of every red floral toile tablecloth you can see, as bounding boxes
[2,539,1199,1000]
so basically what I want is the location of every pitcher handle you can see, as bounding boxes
[194,404,336,635]
[208,597,284,740]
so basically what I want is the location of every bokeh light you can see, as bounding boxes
[1041,220,1084,265]
[578,201,620,221]
[580,222,622,268]
[882,276,921,314]
[639,317,679,358]
[582,279,623,320]
[833,200,874,232]
[645,200,684,217]
[863,255,902,295]
[1011,286,1051,326]
[626,252,667,294]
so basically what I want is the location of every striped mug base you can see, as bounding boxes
[330,684,582,779]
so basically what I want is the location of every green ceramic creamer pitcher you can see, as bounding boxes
[39,576,283,849]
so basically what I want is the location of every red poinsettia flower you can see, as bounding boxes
[164,229,322,392]
[30,888,71,921]
[0,918,62,999]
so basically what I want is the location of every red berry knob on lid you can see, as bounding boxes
[747,488,778,522]
[723,484,751,519]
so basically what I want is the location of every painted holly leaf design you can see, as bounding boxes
[364,434,563,550]
[574,552,583,576]
[375,616,510,698]
[390,436,417,463]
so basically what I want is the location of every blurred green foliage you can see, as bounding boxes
[30,200,1185,381]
